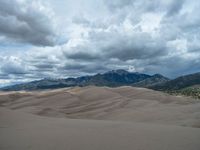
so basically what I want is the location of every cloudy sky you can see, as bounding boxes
[0,0,200,86]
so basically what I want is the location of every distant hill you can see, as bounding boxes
[151,72,200,91]
[132,74,169,87]
[149,72,200,99]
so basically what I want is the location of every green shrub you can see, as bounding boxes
[165,87,200,99]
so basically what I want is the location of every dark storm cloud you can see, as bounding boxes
[33,63,55,70]
[166,0,185,16]
[59,61,109,74]
[60,63,85,70]
[83,29,168,61]
[0,0,56,46]
[67,52,100,60]
[62,44,101,61]
[99,33,167,61]
[1,65,26,75]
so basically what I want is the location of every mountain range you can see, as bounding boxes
[150,72,200,90]
[150,72,200,99]
[1,69,167,91]
[1,70,200,94]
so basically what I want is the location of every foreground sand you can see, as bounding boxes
[0,86,200,150]
[1,107,200,150]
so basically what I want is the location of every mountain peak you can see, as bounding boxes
[153,74,168,79]
[107,69,129,75]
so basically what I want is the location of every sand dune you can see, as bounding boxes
[1,107,200,150]
[0,86,200,150]
[0,86,199,127]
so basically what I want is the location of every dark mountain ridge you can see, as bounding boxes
[1,69,167,91]
[132,74,169,87]
[2,70,200,92]
[151,72,200,91]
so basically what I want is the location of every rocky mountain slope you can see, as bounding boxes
[1,69,168,91]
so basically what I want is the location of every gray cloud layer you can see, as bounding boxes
[0,0,200,86]
[0,0,57,46]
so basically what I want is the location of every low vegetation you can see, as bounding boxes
[166,87,200,99]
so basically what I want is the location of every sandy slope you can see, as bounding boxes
[1,107,200,150]
[0,86,200,150]
[0,86,200,127]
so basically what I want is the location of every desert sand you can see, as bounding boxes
[0,86,200,150]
